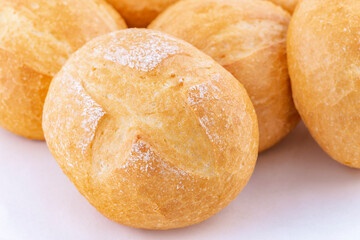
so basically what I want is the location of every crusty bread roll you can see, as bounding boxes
[0,0,126,140]
[288,0,360,168]
[149,0,299,152]
[105,0,180,27]
[43,29,259,229]
[267,0,298,13]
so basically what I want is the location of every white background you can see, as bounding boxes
[1,122,359,240]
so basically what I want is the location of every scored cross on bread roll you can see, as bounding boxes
[149,0,300,152]
[43,29,259,229]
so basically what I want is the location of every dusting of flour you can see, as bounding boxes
[68,74,105,154]
[122,140,188,177]
[187,74,228,151]
[98,30,181,72]
[51,70,105,157]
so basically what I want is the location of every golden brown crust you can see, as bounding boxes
[105,0,180,27]
[0,48,51,139]
[149,0,299,152]
[288,0,360,168]
[43,29,259,229]
[0,0,126,139]
[267,0,298,13]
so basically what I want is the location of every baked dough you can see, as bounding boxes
[267,0,298,13]
[288,0,360,168]
[43,29,259,229]
[105,0,180,27]
[0,0,126,139]
[149,0,299,152]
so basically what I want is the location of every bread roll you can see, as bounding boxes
[288,0,360,168]
[149,0,299,152]
[267,0,298,13]
[0,0,126,140]
[105,0,180,27]
[43,29,259,229]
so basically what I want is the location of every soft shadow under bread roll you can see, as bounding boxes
[149,0,299,152]
[0,0,127,140]
[288,0,360,168]
[105,0,180,27]
[43,29,259,229]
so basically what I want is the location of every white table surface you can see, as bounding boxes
[1,122,359,240]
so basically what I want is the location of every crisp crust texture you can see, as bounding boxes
[149,0,299,152]
[288,0,360,168]
[43,29,259,229]
[0,0,127,139]
[267,0,298,13]
[105,0,180,27]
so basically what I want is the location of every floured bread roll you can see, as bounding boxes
[43,29,259,229]
[105,0,180,27]
[288,0,360,168]
[268,0,298,13]
[0,0,126,139]
[149,0,299,152]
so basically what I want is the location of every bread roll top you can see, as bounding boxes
[43,29,259,229]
